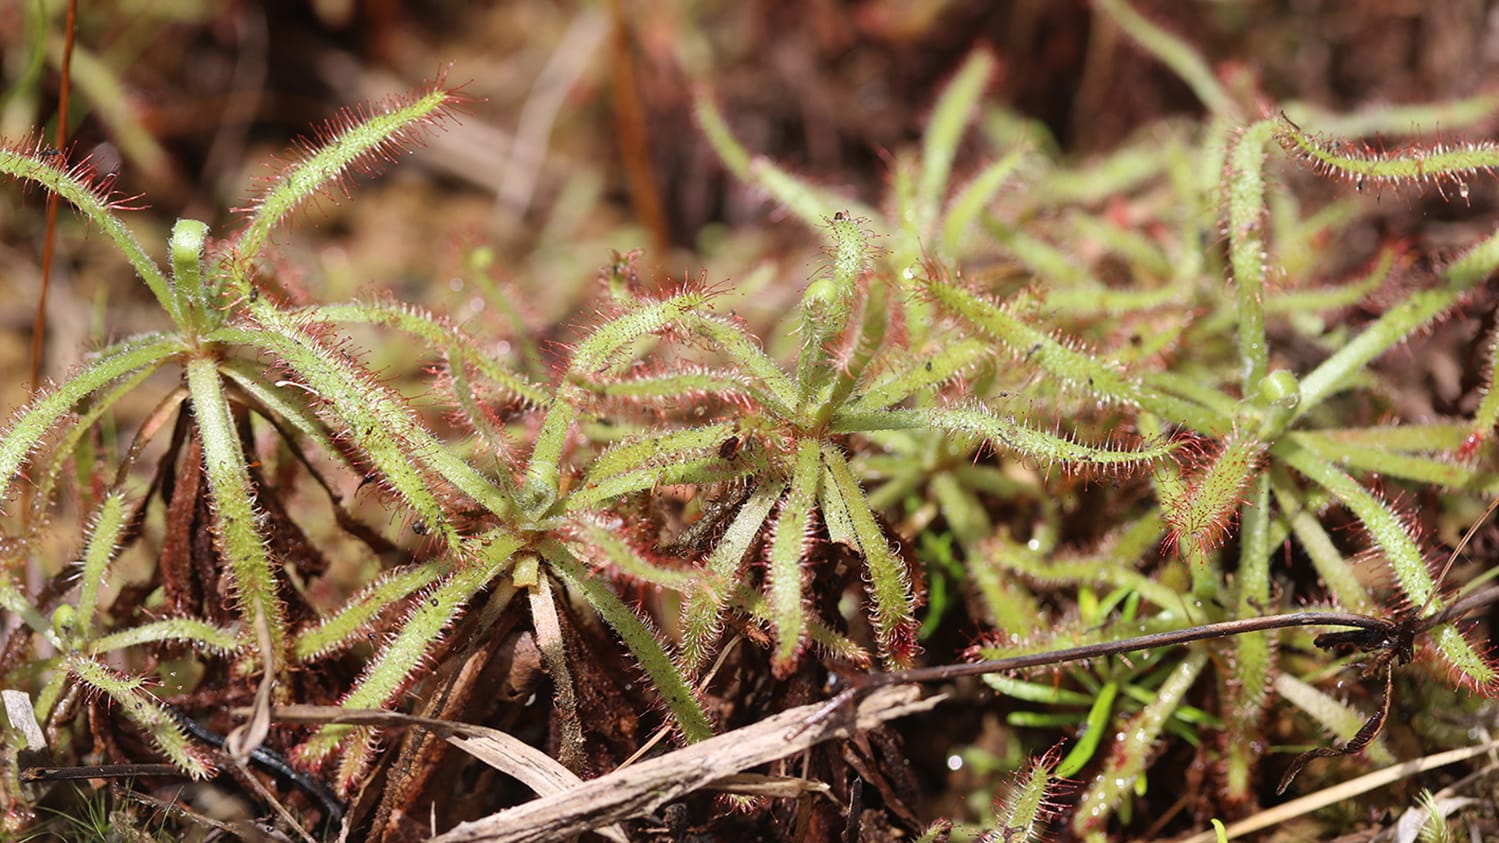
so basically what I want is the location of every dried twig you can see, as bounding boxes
[422,685,938,843]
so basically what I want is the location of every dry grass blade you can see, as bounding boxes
[702,773,832,798]
[225,609,276,763]
[425,685,939,843]
[1172,738,1499,842]
[444,730,629,843]
[255,704,625,841]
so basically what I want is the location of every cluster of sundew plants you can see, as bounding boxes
[697,6,1499,840]
[0,53,1175,841]
[4,3,1499,840]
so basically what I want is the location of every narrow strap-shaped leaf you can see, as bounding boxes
[837,406,1175,474]
[543,539,714,742]
[1273,672,1393,765]
[815,274,890,425]
[74,491,129,642]
[26,365,171,520]
[822,444,917,666]
[816,458,859,550]
[233,78,464,285]
[1055,682,1119,777]
[65,654,214,778]
[997,538,1180,612]
[1298,224,1499,412]
[932,481,1042,628]
[1274,438,1434,607]
[695,97,880,230]
[987,222,1095,287]
[941,146,1027,257]
[595,367,755,407]
[1161,432,1265,555]
[311,301,551,407]
[1095,0,1238,119]
[294,563,443,661]
[848,338,994,413]
[684,312,797,415]
[797,215,874,415]
[302,530,521,760]
[917,49,995,239]
[1069,648,1209,836]
[1291,430,1497,492]
[1224,119,1276,391]
[1042,282,1185,316]
[224,316,513,530]
[679,479,784,675]
[766,440,822,673]
[994,748,1064,843]
[1275,443,1498,694]
[581,422,735,486]
[567,451,759,513]
[731,586,869,665]
[90,618,240,655]
[1284,93,1499,140]
[1301,422,1474,453]
[1065,214,1175,281]
[1034,132,1175,205]
[0,144,174,317]
[221,320,455,536]
[0,571,52,643]
[568,290,706,378]
[186,356,286,661]
[1137,370,1239,420]
[1223,471,1273,799]
[521,387,583,516]
[217,362,345,471]
[566,516,695,590]
[919,278,1227,433]
[0,333,180,505]
[1269,467,1372,613]
[1265,246,1395,314]
[1275,112,1499,192]
[1468,323,1499,452]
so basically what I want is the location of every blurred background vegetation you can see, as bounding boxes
[6,1,1499,840]
[7,0,1499,405]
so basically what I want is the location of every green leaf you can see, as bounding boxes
[233,78,465,290]
[840,406,1176,475]
[545,540,714,742]
[65,655,213,778]
[186,356,285,661]
[767,440,821,672]
[679,479,784,675]
[294,563,443,661]
[303,530,521,759]
[0,334,181,506]
[0,143,175,317]
[74,491,130,643]
[1095,0,1238,119]
[918,49,996,239]
[822,444,917,666]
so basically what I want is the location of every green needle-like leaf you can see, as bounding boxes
[767,440,821,672]
[186,356,286,661]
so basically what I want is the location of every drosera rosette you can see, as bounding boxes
[0,70,528,829]
[546,212,1175,682]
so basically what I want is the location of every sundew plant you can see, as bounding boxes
[1,2,1499,841]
